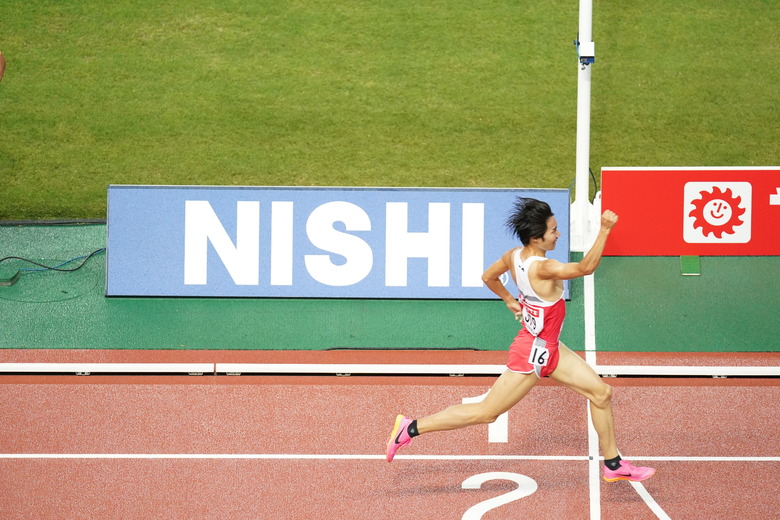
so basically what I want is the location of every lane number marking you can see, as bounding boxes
[462,472,538,520]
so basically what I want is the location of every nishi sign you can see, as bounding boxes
[601,167,780,256]
[106,186,570,298]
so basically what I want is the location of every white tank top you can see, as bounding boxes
[510,248,566,339]
[511,249,562,307]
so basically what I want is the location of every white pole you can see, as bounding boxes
[572,0,595,252]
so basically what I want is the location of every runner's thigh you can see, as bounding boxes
[549,343,607,401]
[481,369,539,416]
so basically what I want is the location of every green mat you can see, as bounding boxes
[596,255,780,351]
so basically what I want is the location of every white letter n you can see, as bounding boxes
[184,200,260,285]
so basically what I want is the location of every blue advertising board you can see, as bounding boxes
[106,186,569,298]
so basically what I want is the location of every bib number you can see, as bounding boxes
[522,305,544,336]
[528,342,550,367]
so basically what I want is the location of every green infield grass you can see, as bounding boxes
[0,0,777,219]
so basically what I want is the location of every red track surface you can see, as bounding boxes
[0,369,778,519]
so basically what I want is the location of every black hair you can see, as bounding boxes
[505,197,554,245]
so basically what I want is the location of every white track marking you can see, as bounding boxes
[583,272,597,366]
[3,453,773,461]
[0,454,587,460]
[462,391,509,443]
[629,479,672,520]
[616,447,672,519]
[587,405,601,520]
[614,456,780,462]
[583,272,601,519]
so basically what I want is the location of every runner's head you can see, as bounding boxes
[506,198,554,246]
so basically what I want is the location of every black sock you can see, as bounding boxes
[604,456,622,470]
[407,420,419,437]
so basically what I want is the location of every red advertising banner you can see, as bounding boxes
[601,167,780,256]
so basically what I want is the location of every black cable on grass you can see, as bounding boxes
[0,219,106,226]
[0,248,105,273]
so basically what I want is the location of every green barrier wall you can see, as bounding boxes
[2,224,777,352]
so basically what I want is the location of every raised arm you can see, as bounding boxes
[536,210,618,281]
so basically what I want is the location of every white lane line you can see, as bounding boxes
[618,456,780,462]
[629,479,672,520]
[586,264,669,519]
[615,449,672,520]
[583,272,600,519]
[584,272,597,364]
[587,267,668,520]
[1,453,774,461]
[587,405,602,520]
[0,454,588,460]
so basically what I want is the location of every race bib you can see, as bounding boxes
[528,339,550,367]
[522,305,544,336]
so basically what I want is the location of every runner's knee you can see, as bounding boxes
[472,404,503,425]
[475,411,502,425]
[590,382,613,408]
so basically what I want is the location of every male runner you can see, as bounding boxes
[386,197,655,483]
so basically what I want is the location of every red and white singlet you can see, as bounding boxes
[506,249,566,377]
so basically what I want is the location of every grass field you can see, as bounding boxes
[0,0,777,219]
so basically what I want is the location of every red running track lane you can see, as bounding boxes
[0,375,778,519]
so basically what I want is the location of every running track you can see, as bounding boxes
[1,354,778,519]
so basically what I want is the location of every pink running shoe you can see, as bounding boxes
[603,460,656,482]
[386,414,413,462]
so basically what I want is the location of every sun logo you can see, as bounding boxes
[683,182,751,244]
[689,186,746,238]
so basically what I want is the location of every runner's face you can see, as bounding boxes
[538,216,560,251]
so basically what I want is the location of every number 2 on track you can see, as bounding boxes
[461,472,538,519]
